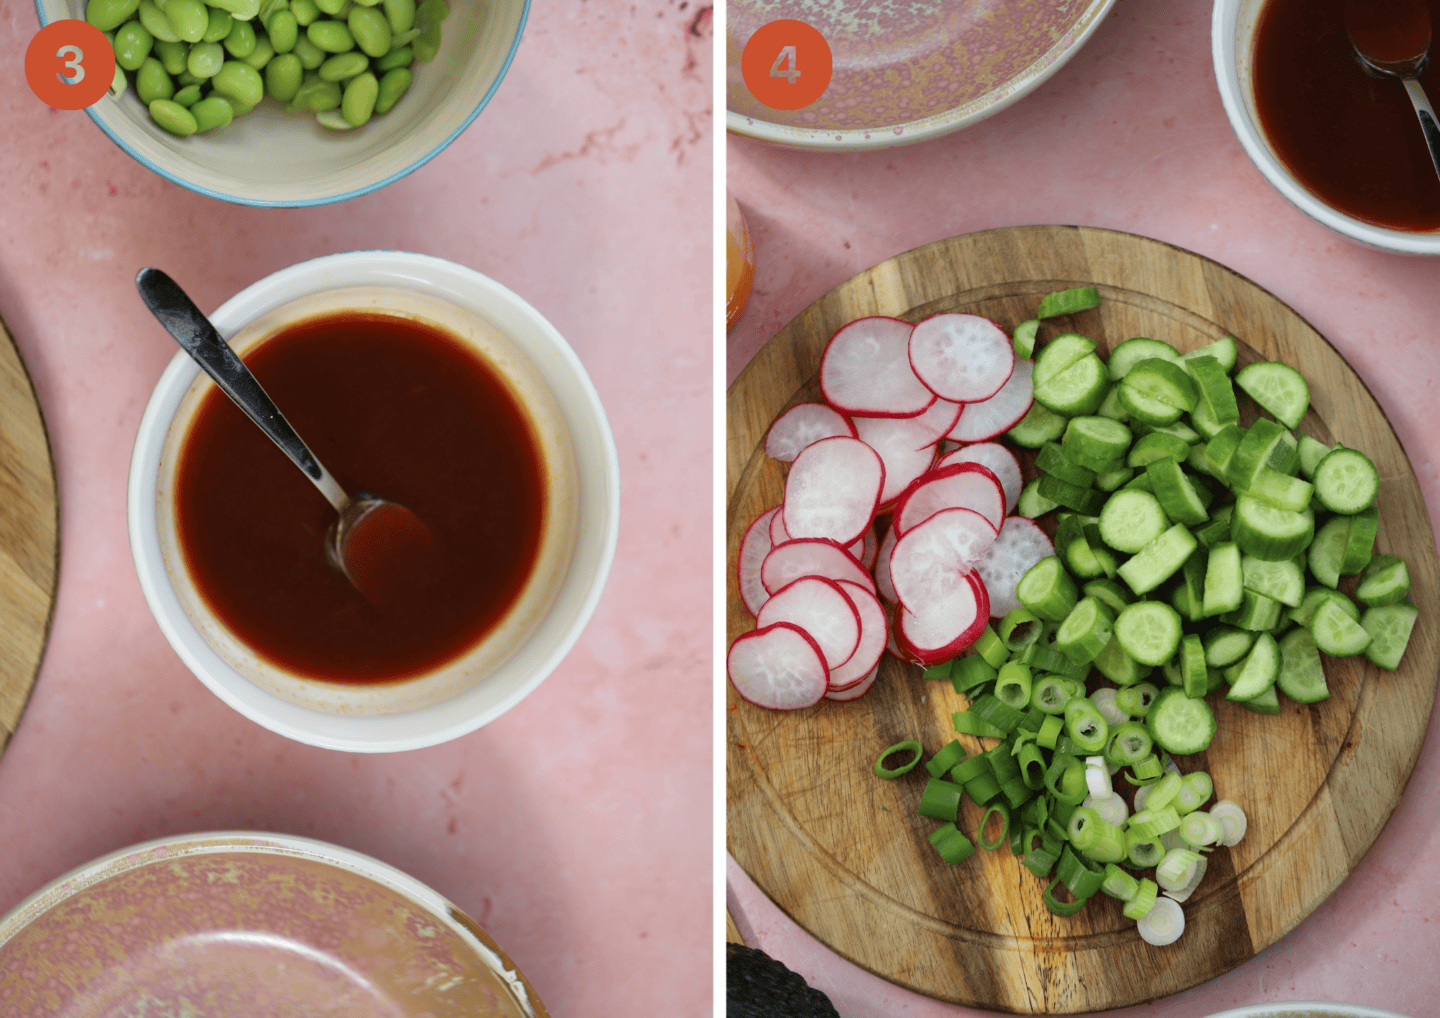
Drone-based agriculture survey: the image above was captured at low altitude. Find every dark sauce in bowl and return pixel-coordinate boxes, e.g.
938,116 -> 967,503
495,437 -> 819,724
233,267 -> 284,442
175,311 -> 546,684
1253,0 -> 1440,231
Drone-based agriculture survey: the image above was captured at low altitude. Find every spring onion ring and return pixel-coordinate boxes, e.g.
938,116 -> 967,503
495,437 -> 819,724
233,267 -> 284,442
873,740 -> 923,779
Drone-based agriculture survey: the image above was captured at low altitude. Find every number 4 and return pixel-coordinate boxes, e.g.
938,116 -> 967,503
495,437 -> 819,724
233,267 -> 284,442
770,45 -> 800,85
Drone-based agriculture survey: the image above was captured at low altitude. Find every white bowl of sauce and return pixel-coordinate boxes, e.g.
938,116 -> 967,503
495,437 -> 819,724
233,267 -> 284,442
1213,0 -> 1440,252
1203,1003 -> 1414,1018
129,252 -> 619,752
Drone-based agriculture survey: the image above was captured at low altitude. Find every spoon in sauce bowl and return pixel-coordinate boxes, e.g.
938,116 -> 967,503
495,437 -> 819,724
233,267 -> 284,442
1346,0 -> 1440,182
136,268 -> 445,610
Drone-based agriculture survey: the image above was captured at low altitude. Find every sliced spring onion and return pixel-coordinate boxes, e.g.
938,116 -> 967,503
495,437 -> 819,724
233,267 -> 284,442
1178,810 -> 1222,848
1128,804 -> 1181,840
950,754 -> 989,784
1132,782 -> 1151,813
952,709 -> 1006,739
1136,896 -> 1185,945
1044,753 -> 1087,805
1145,772 -> 1184,812
1064,697 -> 1109,753
999,607 -> 1045,650
1114,682 -> 1160,716
874,740 -> 923,779
1057,845 -> 1107,899
973,625 -> 1009,669
1106,720 -> 1154,766
1123,877 -> 1159,920
1211,799 -> 1248,846
1124,754 -> 1166,786
1037,714 -> 1065,749
1156,848 -> 1203,892
1017,741 -> 1048,790
1173,770 -> 1214,814
1031,675 -> 1073,714
1043,876 -> 1087,916
1084,791 -> 1129,826
978,803 -> 1011,851
918,778 -> 965,821
951,655 -> 999,693
964,772 -> 1003,806
1101,862 -> 1140,901
1160,827 -> 1190,853
995,661 -> 1034,710
925,740 -> 969,779
1088,686 -> 1128,727
1084,756 -> 1113,798
1127,830 -> 1165,868
1021,830 -> 1062,879
1163,855 -> 1208,903
928,822 -> 977,865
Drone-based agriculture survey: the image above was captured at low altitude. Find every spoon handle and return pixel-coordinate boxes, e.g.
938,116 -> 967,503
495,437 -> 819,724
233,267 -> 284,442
1402,78 -> 1440,182
136,268 -> 350,513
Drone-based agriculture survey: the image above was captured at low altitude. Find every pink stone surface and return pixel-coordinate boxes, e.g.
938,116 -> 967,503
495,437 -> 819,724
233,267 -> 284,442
727,0 -> 1440,1014
0,2 -> 712,1016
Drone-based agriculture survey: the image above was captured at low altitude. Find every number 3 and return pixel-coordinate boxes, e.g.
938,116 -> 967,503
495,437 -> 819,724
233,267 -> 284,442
56,44 -> 84,85
770,44 -> 800,85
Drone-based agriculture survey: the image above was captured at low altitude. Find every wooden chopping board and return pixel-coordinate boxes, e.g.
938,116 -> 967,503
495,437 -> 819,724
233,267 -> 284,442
0,317 -> 59,757
726,226 -> 1440,1013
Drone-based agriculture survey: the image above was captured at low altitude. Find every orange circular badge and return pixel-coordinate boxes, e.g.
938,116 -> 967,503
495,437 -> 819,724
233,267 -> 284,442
741,20 -> 832,112
26,20 -> 116,111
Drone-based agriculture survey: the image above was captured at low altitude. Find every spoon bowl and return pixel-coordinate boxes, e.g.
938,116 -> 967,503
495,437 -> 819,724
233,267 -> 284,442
1344,0 -> 1440,181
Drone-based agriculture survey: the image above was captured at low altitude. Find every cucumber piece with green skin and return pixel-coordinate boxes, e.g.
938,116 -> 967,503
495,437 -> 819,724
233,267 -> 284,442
1339,505 -> 1378,575
1114,602 -> 1183,666
1181,335 -> 1238,373
1277,627 -> 1328,703
1313,446 -> 1379,514
1236,361 -> 1310,429
1232,496 -> 1314,561
1035,353 -> 1110,417
1146,686 -> 1217,755
1037,442 -> 1097,486
1083,578 -> 1134,617
1226,631 -> 1279,701
1096,384 -> 1130,422
1055,596 -> 1114,664
1308,515 -> 1350,588
1017,556 -> 1080,623
1008,401 -> 1068,448
1361,602 -> 1419,670
1203,424 -> 1245,480
1122,358 -> 1199,413
1037,287 -> 1101,319
1117,524 -> 1198,595
1239,684 -> 1283,714
1108,338 -> 1183,381
1356,554 -> 1411,607
1226,418 -> 1291,491
1185,354 -> 1240,426
1223,589 -> 1284,632
1241,465 -> 1313,513
1180,633 -> 1208,698
1146,459 -> 1210,525
1297,434 -> 1331,479
1033,333 -> 1098,389
1128,432 -> 1191,468
1095,466 -> 1136,492
1290,586 -> 1359,628
1311,598 -> 1374,656
1073,450 -> 1126,474
1193,503 -> 1234,548
1013,318 -> 1040,360
1241,554 -> 1305,608
1121,471 -> 1155,493
1064,415 -> 1133,463
1203,542 -> 1244,617
1135,419 -> 1204,445
1174,547 -> 1207,623
1189,396 -> 1227,441
1017,477 -> 1060,518
1269,431 -> 1300,476
1098,489 -> 1169,554
1203,624 -> 1256,667
1092,633 -> 1153,686
1038,474 -> 1108,515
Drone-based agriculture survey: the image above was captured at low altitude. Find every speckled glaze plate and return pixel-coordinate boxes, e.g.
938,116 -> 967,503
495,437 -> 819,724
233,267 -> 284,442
0,833 -> 547,1018
727,0 -> 1117,149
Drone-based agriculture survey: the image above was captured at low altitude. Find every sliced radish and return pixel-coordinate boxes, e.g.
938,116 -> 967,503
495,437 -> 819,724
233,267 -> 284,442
738,506 -> 779,617
762,539 -> 875,596
820,316 -> 935,418
937,442 -> 1023,515
854,398 -> 962,453
894,461 -> 1006,535
859,526 -> 878,570
829,580 -> 888,690
889,507 -> 998,610
947,359 -> 1035,443
727,623 -> 829,710
770,505 -> 792,547
976,516 -> 1055,618
909,313 -> 1014,403
765,402 -> 856,462
851,416 -> 938,508
756,576 -> 862,672
826,663 -> 880,701
896,571 -> 991,665
783,436 -> 884,546
873,523 -> 899,604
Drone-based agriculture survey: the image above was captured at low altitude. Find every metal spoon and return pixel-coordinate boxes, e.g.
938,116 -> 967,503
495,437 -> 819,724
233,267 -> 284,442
1346,0 -> 1440,183
136,268 -> 442,607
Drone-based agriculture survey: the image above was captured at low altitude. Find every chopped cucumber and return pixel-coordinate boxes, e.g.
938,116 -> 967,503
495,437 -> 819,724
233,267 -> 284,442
1236,361 -> 1310,428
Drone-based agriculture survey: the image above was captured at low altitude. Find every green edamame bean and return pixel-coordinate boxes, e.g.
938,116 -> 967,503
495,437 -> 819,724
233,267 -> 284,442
373,65 -> 409,114
202,7 -> 232,42
265,52 -> 303,100
350,0 -> 381,6
205,0 -> 260,19
137,0 -> 179,42
190,95 -> 235,132
135,56 -> 174,102
314,0 -> 345,14
176,69 -> 204,86
110,62 -> 127,97
290,78 -> 340,111
154,38 -> 188,74
257,0 -> 288,19
164,0 -> 208,42
374,45 -> 410,71
172,83 -> 202,106
187,40 -> 225,77
318,51 -> 367,81
86,0 -> 141,32
210,59 -> 264,105
290,0 -> 319,24
149,98 -> 198,135
243,37 -> 275,69
411,22 -> 438,62
388,26 -> 418,49
224,18 -> 256,57
292,34 -> 325,68
382,0 -> 413,34
267,10 -> 298,52
417,0 -> 446,22
347,6 -> 390,57
307,19 -> 354,52
113,20 -> 153,71
341,70 -> 377,125
315,108 -> 355,129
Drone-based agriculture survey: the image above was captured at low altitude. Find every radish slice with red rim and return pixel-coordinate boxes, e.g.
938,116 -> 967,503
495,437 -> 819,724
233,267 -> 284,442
783,436 -> 884,546
894,461 -> 1006,535
756,575 -> 862,671
976,516 -> 1055,618
738,507 -> 779,616
762,539 -> 875,596
826,662 -> 880,701
859,526 -> 878,570
765,402 -> 856,462
897,570 -> 991,664
937,442 -> 1023,515
909,313 -> 1014,403
829,579 -> 888,690
889,507 -> 998,610
852,416 -> 938,508
874,524 -> 899,604
820,316 -> 935,418
770,505 -> 792,547
727,622 -> 829,710
946,359 -> 1034,443
854,399 -> 962,453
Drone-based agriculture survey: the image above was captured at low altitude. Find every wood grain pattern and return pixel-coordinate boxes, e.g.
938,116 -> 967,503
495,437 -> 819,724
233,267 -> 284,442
0,317 -> 59,756
726,226 -> 1440,1014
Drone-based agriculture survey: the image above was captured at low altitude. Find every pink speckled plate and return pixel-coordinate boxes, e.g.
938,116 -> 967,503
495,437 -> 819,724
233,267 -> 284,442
0,833 -> 547,1018
726,0 -> 1117,149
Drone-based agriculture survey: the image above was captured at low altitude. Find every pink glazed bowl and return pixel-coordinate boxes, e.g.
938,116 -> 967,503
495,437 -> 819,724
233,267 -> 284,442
0,832 -> 547,1017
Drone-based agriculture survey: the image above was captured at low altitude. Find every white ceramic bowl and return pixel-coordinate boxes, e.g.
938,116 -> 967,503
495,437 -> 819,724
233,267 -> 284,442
128,251 -> 619,752
1203,1003 -> 1413,1018
1212,0 -> 1440,254
35,0 -> 527,206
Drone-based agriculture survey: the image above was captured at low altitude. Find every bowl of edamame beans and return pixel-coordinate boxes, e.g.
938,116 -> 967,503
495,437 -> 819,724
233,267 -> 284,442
40,0 -> 529,205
